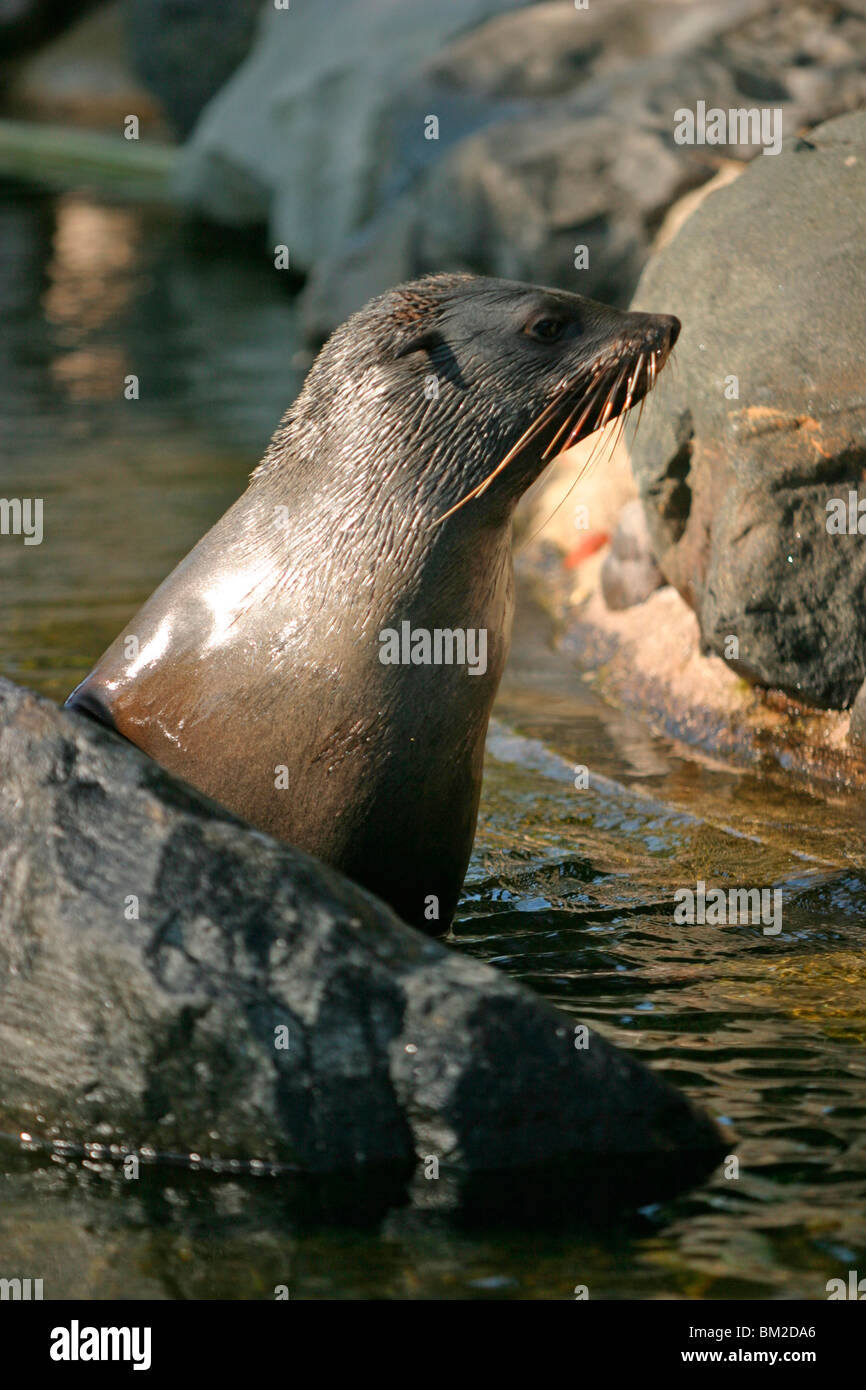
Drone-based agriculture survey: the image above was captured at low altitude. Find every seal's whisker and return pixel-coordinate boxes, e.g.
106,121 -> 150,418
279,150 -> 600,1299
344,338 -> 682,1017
519,464 -> 590,549
623,353 -> 644,414
472,394 -> 564,489
547,369 -> 603,455
605,404 -> 629,469
542,368 -> 606,460
514,375 -> 597,517
596,363 -> 629,433
595,401 -> 628,474
433,381 -> 582,525
635,381 -> 648,435
584,409 -> 618,472
435,324 -> 671,529
584,417 -> 613,471
485,387 -> 570,462
437,355 -> 619,527
561,375 -> 611,452
520,347 -> 658,549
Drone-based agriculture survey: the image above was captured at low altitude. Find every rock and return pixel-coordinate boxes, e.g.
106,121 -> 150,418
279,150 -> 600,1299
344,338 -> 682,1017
850,678 -> 866,748
300,106 -> 709,340
173,0 -> 534,248
0,0 -> 99,62
629,110 -> 866,710
652,161 -> 744,251
557,585 -> 866,787
300,0 -> 866,336
124,0 -> 262,138
0,678 -> 722,1198
601,499 -> 663,611
2,2 -> 162,130
170,0 -> 866,337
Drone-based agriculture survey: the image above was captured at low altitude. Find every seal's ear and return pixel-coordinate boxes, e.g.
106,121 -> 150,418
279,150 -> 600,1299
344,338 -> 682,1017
393,326 -> 445,360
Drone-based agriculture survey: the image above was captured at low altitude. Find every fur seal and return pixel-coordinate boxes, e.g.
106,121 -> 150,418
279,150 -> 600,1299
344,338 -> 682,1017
66,274 -> 678,933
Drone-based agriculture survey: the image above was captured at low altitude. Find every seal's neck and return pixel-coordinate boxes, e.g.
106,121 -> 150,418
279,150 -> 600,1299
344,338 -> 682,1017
251,421 -> 515,606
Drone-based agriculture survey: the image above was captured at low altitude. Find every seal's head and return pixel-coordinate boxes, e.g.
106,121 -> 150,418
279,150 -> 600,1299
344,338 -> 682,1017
259,273 -> 679,530
67,275 -> 679,934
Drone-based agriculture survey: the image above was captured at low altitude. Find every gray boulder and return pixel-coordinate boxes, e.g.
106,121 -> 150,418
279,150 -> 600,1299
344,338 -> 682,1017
0,678 -> 721,1197
300,0 -> 866,336
300,104 -> 706,340
170,0 -> 866,339
629,110 -> 866,709
173,0 -> 535,257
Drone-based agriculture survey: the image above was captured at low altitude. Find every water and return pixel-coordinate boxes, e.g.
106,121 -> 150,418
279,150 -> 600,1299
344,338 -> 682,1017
1,184 -> 865,1299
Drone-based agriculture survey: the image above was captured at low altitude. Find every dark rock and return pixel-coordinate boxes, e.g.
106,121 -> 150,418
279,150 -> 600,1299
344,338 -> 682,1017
629,110 -> 866,709
601,499 -> 663,611
124,0 -> 262,138
0,678 -> 722,1193
0,0 -> 99,63
2,3 -> 165,133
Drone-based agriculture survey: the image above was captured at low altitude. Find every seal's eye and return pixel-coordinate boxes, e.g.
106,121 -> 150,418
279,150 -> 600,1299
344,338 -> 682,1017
524,316 -> 566,344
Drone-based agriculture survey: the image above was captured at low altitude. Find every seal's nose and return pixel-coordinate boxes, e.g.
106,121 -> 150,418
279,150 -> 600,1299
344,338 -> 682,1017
625,310 -> 681,355
661,314 -> 681,348
646,314 -> 680,352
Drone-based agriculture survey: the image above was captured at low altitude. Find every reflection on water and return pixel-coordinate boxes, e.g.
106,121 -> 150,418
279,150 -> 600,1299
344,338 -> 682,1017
0,182 -> 305,699
1,185 -> 865,1299
45,199 -> 140,400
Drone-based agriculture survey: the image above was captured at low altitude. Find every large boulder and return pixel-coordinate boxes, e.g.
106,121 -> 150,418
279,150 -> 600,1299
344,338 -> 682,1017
0,678 -> 722,1200
629,110 -> 866,709
173,0 -> 536,258
299,0 -> 866,336
173,0 -> 866,339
